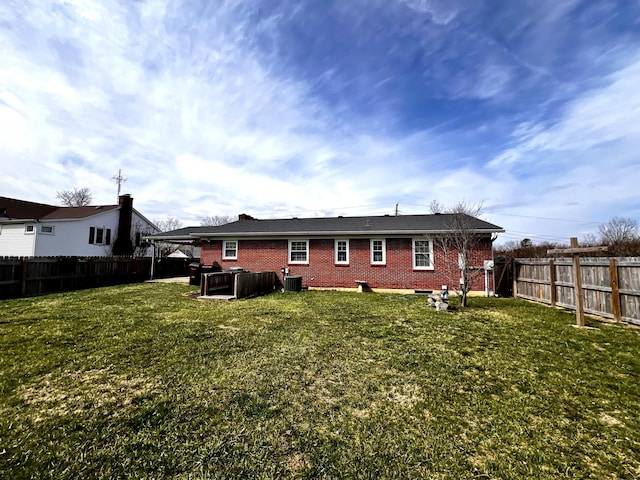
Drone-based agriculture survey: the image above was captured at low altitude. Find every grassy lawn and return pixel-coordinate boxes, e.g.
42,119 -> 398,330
1,284 -> 639,479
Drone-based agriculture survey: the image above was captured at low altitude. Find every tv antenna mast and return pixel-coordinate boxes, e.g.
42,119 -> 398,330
112,169 -> 127,202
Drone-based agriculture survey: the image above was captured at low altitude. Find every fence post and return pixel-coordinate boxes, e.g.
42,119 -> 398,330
512,258 -> 518,298
20,257 -> 28,296
609,258 -> 622,323
570,238 -> 585,327
549,259 -> 557,306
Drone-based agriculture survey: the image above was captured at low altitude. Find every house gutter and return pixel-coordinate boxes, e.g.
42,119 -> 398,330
0,218 -> 39,224
143,234 -> 194,241
194,228 -> 505,239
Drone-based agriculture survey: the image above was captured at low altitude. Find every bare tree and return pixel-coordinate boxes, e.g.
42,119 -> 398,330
56,187 -> 93,207
598,216 -> 638,244
152,218 -> 184,258
154,218 -> 183,233
428,199 -> 445,214
580,233 -> 600,247
432,201 -> 487,308
201,215 -> 235,226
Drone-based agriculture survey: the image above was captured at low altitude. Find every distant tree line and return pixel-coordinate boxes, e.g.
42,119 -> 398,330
495,216 -> 640,258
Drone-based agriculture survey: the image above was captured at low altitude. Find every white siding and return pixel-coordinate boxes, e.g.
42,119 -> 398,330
0,224 -> 37,256
1,208 -> 158,257
34,211 -> 121,256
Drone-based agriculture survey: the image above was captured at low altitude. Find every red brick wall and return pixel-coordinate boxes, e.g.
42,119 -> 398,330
200,237 -> 494,291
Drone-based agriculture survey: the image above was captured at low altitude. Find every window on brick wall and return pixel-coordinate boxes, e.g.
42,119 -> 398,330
335,239 -> 349,264
370,239 -> 386,265
412,238 -> 434,270
222,240 -> 238,260
289,239 -> 309,264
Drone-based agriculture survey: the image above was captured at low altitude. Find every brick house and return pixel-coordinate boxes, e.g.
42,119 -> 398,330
150,213 -> 504,293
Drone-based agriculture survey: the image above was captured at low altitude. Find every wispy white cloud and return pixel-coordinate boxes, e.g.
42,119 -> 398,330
489,55 -> 640,168
0,0 -> 638,244
399,0 -> 463,25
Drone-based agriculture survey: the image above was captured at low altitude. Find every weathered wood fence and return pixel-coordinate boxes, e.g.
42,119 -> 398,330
0,256 -> 151,299
201,271 -> 277,299
514,257 -> 640,325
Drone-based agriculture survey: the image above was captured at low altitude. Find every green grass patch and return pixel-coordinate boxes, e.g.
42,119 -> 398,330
1,284 -> 639,478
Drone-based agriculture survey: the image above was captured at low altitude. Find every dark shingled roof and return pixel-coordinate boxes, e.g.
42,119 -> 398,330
0,197 -> 58,220
41,205 -> 119,219
0,197 -> 119,221
149,213 -> 504,240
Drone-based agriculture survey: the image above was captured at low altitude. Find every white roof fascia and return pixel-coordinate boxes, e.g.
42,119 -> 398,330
0,218 -> 36,224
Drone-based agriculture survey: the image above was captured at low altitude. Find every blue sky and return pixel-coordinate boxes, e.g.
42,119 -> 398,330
1,0 -> 639,244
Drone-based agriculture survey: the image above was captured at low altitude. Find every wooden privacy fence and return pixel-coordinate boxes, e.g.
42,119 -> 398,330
514,257 -> 640,325
0,256 -> 151,299
201,271 -> 277,299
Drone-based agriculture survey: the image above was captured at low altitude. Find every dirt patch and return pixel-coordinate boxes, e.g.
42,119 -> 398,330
598,412 -> 625,427
385,384 -> 422,408
18,369 -> 160,421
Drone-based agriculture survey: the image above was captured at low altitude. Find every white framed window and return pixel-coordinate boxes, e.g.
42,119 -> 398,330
25,224 -> 35,234
412,238 -> 434,270
222,240 -> 238,260
289,239 -> 309,264
370,239 -> 386,265
40,225 -> 54,235
89,227 -> 111,245
335,239 -> 349,264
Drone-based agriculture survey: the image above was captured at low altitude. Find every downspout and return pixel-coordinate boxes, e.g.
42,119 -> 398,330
485,266 -> 489,297
491,233 -> 498,297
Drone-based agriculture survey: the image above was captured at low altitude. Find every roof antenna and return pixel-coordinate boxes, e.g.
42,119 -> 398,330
112,168 -> 127,202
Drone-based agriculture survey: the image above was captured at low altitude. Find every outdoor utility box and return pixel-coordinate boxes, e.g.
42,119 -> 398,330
284,275 -> 302,292
200,265 -> 215,275
189,262 -> 202,286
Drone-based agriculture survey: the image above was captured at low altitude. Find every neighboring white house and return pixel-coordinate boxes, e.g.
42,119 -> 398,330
0,195 -> 159,257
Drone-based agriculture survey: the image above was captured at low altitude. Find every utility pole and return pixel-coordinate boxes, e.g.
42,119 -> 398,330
112,169 -> 127,202
395,203 -> 399,216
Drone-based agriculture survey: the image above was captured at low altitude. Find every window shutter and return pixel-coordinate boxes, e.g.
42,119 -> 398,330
89,227 -> 95,244
105,229 -> 111,245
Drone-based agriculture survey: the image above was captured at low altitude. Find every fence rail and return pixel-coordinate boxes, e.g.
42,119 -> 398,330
514,257 -> 640,325
0,256 -> 151,299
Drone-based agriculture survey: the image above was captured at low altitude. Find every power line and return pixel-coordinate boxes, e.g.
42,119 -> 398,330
399,202 -> 605,226
488,211 -> 602,226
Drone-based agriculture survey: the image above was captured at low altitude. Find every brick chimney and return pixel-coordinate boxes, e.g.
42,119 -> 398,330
238,213 -> 255,221
112,194 -> 134,255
